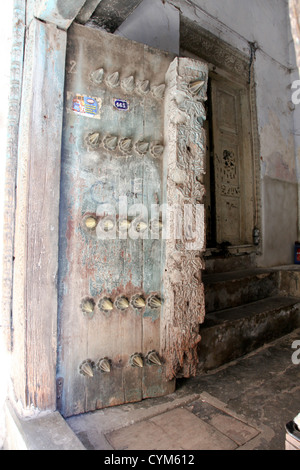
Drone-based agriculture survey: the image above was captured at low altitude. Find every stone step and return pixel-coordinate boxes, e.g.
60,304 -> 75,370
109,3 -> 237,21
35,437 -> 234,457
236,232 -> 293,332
198,295 -> 300,373
203,268 -> 280,313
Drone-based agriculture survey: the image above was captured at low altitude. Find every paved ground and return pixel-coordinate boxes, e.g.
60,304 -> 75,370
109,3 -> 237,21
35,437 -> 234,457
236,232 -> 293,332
67,328 -> 300,451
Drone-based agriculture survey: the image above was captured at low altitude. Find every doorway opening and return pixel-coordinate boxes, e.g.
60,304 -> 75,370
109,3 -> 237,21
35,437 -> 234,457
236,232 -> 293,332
180,18 -> 261,266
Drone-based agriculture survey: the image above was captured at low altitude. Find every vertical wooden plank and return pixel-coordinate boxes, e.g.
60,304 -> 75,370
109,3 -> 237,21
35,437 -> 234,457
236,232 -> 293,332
141,51 -> 175,397
12,18 -> 67,410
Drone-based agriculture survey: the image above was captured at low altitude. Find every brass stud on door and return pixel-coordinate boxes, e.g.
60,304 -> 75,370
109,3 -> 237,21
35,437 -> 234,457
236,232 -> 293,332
135,221 -> 148,233
147,295 -> 162,309
84,216 -> 98,230
79,360 -> 95,378
131,294 -> 146,309
121,76 -> 135,93
97,358 -> 112,373
115,296 -> 130,311
80,297 -> 96,319
150,143 -> 164,158
118,219 -> 131,233
135,140 -> 150,155
146,351 -> 162,366
119,138 -> 133,154
106,71 -> 120,88
99,297 -> 114,313
103,219 -> 115,232
137,79 -> 150,95
90,68 -> 104,85
188,79 -> 205,95
86,132 -> 101,149
152,84 -> 166,99
149,219 -> 163,233
104,135 -> 118,151
130,353 -> 144,368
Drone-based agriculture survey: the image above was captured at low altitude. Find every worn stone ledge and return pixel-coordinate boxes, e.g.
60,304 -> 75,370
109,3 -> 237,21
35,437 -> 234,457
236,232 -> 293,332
3,400 -> 85,450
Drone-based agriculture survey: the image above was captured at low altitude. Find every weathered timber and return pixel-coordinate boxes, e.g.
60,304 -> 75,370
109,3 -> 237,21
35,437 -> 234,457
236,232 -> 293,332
12,18 -> 67,411
162,57 -> 208,379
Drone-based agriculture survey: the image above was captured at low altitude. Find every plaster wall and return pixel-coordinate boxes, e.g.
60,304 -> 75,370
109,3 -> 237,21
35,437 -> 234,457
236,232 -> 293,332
0,1 -> 16,449
117,0 -> 300,267
115,0 -> 180,55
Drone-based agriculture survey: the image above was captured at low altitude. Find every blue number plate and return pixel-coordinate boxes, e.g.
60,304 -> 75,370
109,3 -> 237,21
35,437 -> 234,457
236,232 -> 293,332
114,99 -> 129,111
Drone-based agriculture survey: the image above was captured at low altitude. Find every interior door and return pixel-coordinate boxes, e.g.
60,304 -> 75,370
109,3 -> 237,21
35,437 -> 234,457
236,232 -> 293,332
211,75 -> 254,246
57,24 -> 176,418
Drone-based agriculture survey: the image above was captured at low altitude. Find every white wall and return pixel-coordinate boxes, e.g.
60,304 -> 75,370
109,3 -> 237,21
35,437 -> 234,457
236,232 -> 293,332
116,0 -> 180,54
0,1 -> 14,449
117,0 -> 299,267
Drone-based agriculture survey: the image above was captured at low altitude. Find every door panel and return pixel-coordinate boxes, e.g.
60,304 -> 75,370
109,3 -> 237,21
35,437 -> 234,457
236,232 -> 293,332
211,76 -> 254,246
57,24 -> 175,417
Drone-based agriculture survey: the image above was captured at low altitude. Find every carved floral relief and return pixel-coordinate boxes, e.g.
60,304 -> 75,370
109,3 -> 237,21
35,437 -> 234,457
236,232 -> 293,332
162,58 -> 208,379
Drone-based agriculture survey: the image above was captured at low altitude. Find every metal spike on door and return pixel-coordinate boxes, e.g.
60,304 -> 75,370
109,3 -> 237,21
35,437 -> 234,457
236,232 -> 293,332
115,296 -> 130,311
103,135 -> 118,151
188,79 -> 206,95
86,132 -> 101,149
118,219 -> 131,233
119,138 -> 133,154
106,71 -> 120,88
135,221 -> 148,233
103,219 -> 115,232
121,75 -> 135,93
147,295 -> 162,309
84,216 -> 98,230
152,84 -> 166,100
131,295 -> 146,309
90,68 -> 105,85
99,297 -> 114,312
97,358 -> 112,373
137,79 -> 150,95
80,297 -> 96,319
146,351 -> 162,366
79,360 -> 95,378
130,353 -> 144,368
135,140 -> 150,155
150,143 -> 164,158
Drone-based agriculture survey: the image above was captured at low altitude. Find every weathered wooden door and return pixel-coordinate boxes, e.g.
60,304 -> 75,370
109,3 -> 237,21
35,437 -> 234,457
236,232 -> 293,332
57,24 -> 208,418
211,75 -> 254,246
57,24 -> 174,418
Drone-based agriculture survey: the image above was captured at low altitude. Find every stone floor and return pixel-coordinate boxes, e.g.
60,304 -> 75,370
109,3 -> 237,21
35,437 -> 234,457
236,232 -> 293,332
67,328 -> 300,451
